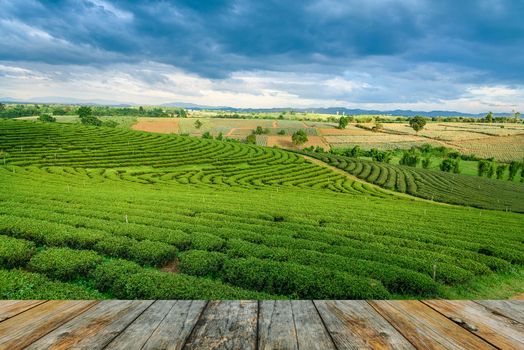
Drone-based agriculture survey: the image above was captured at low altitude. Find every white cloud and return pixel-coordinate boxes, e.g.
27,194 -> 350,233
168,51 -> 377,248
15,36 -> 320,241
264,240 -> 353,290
0,60 -> 522,113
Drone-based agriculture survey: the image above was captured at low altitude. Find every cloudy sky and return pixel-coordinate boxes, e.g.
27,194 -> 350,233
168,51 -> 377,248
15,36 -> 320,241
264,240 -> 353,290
1,0 -> 523,112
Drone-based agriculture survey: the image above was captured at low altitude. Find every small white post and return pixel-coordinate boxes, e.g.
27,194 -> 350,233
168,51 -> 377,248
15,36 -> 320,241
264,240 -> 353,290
125,214 -> 128,224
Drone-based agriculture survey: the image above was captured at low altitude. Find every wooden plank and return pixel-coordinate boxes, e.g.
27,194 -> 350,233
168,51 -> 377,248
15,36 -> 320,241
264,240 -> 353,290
476,300 -> 524,324
183,300 -> 257,350
0,300 -> 96,350
25,300 -> 153,350
424,300 -> 524,349
137,300 -> 205,350
315,300 -> 414,349
291,300 -> 336,350
258,300 -> 298,350
0,300 -> 47,322
370,300 -> 496,350
104,300 -> 176,350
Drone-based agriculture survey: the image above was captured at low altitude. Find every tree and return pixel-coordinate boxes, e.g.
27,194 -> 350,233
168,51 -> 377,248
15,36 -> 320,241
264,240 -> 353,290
277,129 -> 286,135
177,109 -> 188,118
253,126 -> 269,135
485,111 -> 493,123
202,131 -> 212,139
77,106 -> 92,119
38,114 -> 56,123
291,130 -> 308,146
487,161 -> 496,178
370,149 -> 392,163
77,106 -> 102,126
338,116 -> 349,129
514,111 -> 521,123
399,150 -> 420,167
80,115 -> 102,126
409,116 -> 426,133
440,158 -> 459,173
508,161 -> 520,181
194,119 -> 203,129
246,134 -> 256,144
0,103 -> 5,111
371,122 -> 383,132
421,157 -> 431,169
216,132 -> 223,141
496,164 -> 507,179
477,160 -> 491,177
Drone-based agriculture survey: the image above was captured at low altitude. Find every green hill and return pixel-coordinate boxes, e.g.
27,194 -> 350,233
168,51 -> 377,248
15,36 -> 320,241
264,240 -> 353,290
0,120 -> 523,299
300,150 -> 524,212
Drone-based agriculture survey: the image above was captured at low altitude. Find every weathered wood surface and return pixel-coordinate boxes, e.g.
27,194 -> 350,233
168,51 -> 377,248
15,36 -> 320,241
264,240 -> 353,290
0,300 -> 522,350
423,300 -> 524,350
316,300 -> 415,349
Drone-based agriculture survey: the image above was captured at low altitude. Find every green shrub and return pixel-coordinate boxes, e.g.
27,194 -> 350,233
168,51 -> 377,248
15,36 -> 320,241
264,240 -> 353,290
190,233 -> 225,251
0,269 -> 103,299
178,250 -> 226,277
91,259 -> 143,293
112,270 -> 272,299
221,257 -> 390,299
0,235 -> 36,268
95,236 -> 176,266
28,247 -> 103,281
128,240 -> 177,266
94,236 -> 133,258
37,114 -> 56,123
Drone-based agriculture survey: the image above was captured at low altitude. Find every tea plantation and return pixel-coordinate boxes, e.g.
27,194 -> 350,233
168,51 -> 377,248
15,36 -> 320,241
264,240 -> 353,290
0,120 -> 523,299
301,150 -> 524,212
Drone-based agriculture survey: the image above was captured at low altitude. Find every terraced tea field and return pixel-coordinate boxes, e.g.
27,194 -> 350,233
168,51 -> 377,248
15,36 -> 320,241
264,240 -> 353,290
302,151 -> 524,212
1,120 -> 523,300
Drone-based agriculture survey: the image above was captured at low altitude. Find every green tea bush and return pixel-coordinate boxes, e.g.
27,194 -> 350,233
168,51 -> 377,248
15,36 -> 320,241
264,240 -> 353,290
221,257 -> 390,299
91,259 -> 143,293
0,235 -> 36,268
112,270 -> 272,299
178,250 -> 226,277
94,236 -> 134,258
128,239 -> 177,266
0,269 -> 103,299
28,247 -> 103,281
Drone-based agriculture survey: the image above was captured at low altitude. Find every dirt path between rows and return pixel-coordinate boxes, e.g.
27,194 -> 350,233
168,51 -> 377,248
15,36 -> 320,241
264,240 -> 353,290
301,154 -> 452,206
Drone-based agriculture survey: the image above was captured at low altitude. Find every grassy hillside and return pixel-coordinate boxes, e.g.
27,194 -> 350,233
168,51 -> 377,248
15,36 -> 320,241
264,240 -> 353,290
301,150 -> 524,212
0,120 -> 523,299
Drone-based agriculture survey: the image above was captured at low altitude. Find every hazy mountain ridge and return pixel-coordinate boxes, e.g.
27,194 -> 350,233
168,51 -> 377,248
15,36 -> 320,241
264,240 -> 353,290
0,97 -> 513,117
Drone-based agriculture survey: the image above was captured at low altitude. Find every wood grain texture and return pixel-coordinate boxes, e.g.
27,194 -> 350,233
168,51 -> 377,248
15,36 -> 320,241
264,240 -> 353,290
258,300 -> 298,350
292,300 -> 336,350
315,300 -> 415,350
0,300 -> 96,350
25,300 -> 153,350
370,300 -> 496,350
476,300 -> 524,324
141,300 -> 206,350
0,300 -> 46,322
423,300 -> 524,350
105,300 -> 176,350
183,300 -> 257,350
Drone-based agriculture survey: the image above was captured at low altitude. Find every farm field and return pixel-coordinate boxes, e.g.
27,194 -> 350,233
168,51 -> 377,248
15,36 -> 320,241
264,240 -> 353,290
0,120 -> 523,300
126,117 -> 524,161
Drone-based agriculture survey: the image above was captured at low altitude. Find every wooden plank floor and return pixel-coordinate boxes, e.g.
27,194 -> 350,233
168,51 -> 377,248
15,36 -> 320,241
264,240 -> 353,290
0,300 -> 522,350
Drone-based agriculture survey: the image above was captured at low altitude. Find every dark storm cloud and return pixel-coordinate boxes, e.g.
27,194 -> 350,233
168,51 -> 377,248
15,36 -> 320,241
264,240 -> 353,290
1,0 -> 522,82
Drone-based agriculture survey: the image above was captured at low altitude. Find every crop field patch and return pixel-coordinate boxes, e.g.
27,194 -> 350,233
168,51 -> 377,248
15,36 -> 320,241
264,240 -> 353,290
452,134 -> 524,162
132,118 -> 180,134
262,135 -> 331,150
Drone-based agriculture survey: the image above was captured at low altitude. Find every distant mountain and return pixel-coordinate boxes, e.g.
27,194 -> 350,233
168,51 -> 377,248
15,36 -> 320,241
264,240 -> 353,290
162,104 -> 510,117
0,97 -> 514,117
